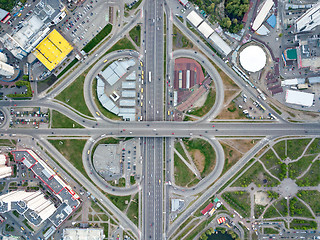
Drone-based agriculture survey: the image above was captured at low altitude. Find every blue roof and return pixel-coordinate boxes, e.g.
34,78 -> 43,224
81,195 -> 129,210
266,14 -> 276,28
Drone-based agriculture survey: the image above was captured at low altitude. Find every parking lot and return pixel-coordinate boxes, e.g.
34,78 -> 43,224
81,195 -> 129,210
57,1 -> 111,49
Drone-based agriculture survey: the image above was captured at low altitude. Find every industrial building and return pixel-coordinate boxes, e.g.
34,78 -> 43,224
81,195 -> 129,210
285,89 -> 314,107
186,11 -> 203,28
63,228 -> 105,240
99,60 -> 135,86
252,0 -> 274,31
295,2 -> 320,33
171,199 -> 184,212
1,0 -> 66,60
11,150 -> 80,227
186,11 -> 232,56
32,29 -> 73,71
0,8 -> 10,23
0,61 -> 14,77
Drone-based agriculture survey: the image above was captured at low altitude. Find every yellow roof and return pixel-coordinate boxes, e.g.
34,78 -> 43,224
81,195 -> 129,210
32,29 -> 73,71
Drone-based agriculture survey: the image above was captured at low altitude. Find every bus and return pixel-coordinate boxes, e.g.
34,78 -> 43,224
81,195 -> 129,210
141,88 -> 143,93
103,59 -> 108,63
149,71 -> 152,82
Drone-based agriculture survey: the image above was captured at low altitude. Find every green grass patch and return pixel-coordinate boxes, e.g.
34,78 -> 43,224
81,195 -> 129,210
306,138 -> 320,154
100,222 -> 108,238
273,140 -> 286,160
288,155 -> 316,179
105,37 -> 136,55
269,104 -> 282,115
92,78 -> 122,120
57,58 -> 78,79
261,149 -> 286,180
274,198 -> 288,217
130,176 -> 136,185
290,197 -> 314,218
127,193 -> 139,226
48,139 -> 89,179
232,161 -> 280,187
183,138 -> 216,178
12,210 -> 19,218
222,191 -> 250,218
106,194 -> 131,211
23,219 -> 34,232
5,224 -> 14,232
129,25 -> 141,47
0,139 -> 16,147
55,73 -> 93,117
108,177 -> 125,187
254,204 -> 266,219
175,141 -> 188,161
51,110 -> 84,128
290,219 -> 317,230
264,205 -> 282,218
264,228 -> 279,234
125,0 -> 142,10
287,138 -> 311,160
296,160 -> 320,186
173,25 -> 193,49
189,88 -> 216,117
174,153 -> 196,187
298,190 -> 320,216
83,24 -> 112,53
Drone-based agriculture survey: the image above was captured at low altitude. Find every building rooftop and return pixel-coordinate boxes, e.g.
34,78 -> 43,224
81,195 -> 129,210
63,228 -> 105,240
252,0 -> 274,31
295,2 -> 320,32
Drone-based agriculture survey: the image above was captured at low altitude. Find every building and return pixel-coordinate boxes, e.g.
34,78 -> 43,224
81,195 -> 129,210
0,154 -> 11,179
12,150 -> 80,227
201,202 -> 214,215
296,37 -> 320,72
0,62 -> 14,77
171,199 -> 184,212
32,29 -> 73,71
295,2 -> 320,33
1,0 -> 66,59
63,228 -> 105,240
285,89 -> 314,107
0,8 -> 9,23
197,21 -> 214,38
252,0 -> 274,31
239,45 -> 267,72
208,32 -> 232,56
186,11 -> 203,27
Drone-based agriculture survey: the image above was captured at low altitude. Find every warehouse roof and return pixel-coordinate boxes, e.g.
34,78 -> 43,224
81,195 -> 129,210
197,21 -> 214,38
295,2 -> 320,32
285,90 -> 314,107
186,11 -> 203,27
208,32 -> 232,56
252,0 -> 274,31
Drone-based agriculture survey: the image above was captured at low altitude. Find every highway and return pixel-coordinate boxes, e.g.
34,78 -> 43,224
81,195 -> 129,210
141,0 -> 164,239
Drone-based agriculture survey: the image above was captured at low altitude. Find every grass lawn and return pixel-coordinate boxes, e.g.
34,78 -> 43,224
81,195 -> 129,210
127,194 -> 139,226
57,59 -> 78,79
51,110 -> 84,128
129,25 -> 141,47
125,0 -> 142,10
287,138 -> 311,160
306,138 -> 320,154
298,190 -> 320,216
55,74 -> 93,117
0,139 -> 16,147
296,160 -> 320,186
289,197 -> 314,218
0,0 -> 15,11
172,25 -> 193,49
264,228 -> 279,234
222,191 -> 251,218
263,205 -> 282,218
290,219 -> 317,230
189,88 -> 216,117
273,140 -> 286,160
261,149 -> 286,180
108,177 -> 126,187
254,204 -> 266,219
83,24 -> 112,53
174,153 -> 196,187
106,194 -> 131,211
105,37 -> 136,55
92,78 -> 121,120
48,139 -> 89,179
100,222 -> 108,238
288,155 -> 316,179
220,141 -> 243,176
174,141 -> 188,161
183,138 -> 216,177
232,161 -> 280,187
274,198 -> 288,217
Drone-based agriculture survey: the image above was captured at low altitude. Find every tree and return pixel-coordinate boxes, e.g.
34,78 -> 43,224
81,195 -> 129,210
22,75 -> 29,80
220,17 -> 231,28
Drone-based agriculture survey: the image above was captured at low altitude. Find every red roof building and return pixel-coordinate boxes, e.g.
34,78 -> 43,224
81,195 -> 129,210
201,202 -> 214,215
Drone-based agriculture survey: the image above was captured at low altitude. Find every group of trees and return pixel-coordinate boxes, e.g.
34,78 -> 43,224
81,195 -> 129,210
220,0 -> 249,33
200,227 -> 240,240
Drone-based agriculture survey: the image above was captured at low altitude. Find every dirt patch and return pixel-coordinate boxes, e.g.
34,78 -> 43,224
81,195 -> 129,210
216,101 -> 247,119
224,89 -> 241,105
191,149 -> 205,173
254,191 -> 270,206
256,145 -> 269,158
191,90 -> 209,109
220,141 -> 243,174
222,139 -> 260,154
